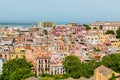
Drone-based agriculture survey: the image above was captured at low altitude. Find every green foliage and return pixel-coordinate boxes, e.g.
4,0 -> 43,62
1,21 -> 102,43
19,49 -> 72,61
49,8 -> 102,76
80,60 -> 101,78
1,58 -> 34,80
83,24 -> 91,30
109,73 -> 116,80
100,25 -> 103,29
93,27 -> 97,29
62,55 -> 82,78
5,26 -> 9,29
40,74 -> 66,80
40,73 -> 50,77
116,26 -> 120,38
0,75 -> 2,79
10,68 -> 34,80
44,29 -> 48,35
80,60 -> 98,78
62,55 -> 101,78
53,74 -> 66,79
1,53 -> 120,80
100,53 -> 120,73
117,26 -> 120,30
105,30 -> 115,35
41,77 -> 55,80
116,33 -> 120,38
62,53 -> 120,79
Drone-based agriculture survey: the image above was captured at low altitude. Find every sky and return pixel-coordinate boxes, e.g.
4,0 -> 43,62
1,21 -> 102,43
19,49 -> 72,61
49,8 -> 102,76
0,0 -> 120,24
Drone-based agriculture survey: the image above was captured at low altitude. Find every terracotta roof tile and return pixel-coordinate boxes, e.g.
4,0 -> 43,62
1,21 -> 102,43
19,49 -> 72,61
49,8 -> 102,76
96,65 -> 113,76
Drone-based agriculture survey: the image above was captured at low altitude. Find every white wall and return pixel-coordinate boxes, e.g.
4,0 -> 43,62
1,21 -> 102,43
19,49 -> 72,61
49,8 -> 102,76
0,58 -> 4,74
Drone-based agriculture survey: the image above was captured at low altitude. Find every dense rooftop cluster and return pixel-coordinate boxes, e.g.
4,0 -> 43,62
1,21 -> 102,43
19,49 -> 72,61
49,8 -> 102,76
0,21 -> 120,80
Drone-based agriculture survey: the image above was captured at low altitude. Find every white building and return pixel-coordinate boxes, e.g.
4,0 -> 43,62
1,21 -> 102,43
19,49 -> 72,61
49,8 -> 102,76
83,34 -> 99,45
0,58 -> 5,74
103,25 -> 118,31
90,21 -> 120,31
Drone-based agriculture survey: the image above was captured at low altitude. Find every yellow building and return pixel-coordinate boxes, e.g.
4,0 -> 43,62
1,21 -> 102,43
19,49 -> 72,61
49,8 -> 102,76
68,22 -> 79,28
9,47 -> 26,60
15,47 -> 25,53
37,46 -> 46,50
38,21 -> 55,28
66,44 -> 75,52
98,34 -> 109,44
94,65 -> 119,80
90,21 -> 104,30
111,39 -> 120,47
98,34 -> 116,45
9,53 -> 25,60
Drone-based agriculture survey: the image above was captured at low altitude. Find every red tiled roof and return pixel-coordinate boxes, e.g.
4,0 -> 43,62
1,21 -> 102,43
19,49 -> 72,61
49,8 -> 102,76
25,46 -> 31,50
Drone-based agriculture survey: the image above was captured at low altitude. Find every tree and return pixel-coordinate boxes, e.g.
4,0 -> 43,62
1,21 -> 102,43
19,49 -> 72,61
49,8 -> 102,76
41,77 -> 55,80
44,29 -> 48,35
5,26 -> 9,29
116,26 -> 120,38
80,60 -> 101,78
93,27 -> 97,30
83,24 -> 91,30
116,31 -> 120,38
62,55 -> 82,78
40,74 -> 66,80
100,25 -> 103,30
0,75 -> 2,80
117,26 -> 120,31
62,53 -> 120,79
53,74 -> 66,79
1,58 -> 34,80
105,30 -> 115,35
10,68 -> 34,80
62,55 -> 101,79
100,53 -> 120,73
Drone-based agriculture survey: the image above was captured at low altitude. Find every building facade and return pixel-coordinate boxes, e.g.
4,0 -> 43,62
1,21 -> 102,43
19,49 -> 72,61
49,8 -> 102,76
36,56 -> 51,76
94,65 -> 119,80
38,22 -> 55,28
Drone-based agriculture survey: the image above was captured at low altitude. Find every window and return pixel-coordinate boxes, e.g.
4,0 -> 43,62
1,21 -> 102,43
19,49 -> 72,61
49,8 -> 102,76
20,50 -> 25,52
0,55 -> 2,57
39,65 -> 40,69
95,38 -> 97,40
86,53 -> 88,55
48,64 -> 50,68
48,60 -> 50,63
16,55 -> 18,59
41,60 -> 43,63
45,59 -> 47,63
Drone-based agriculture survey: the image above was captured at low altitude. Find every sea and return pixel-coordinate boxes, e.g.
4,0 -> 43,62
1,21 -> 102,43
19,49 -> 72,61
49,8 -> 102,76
0,23 -> 38,27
